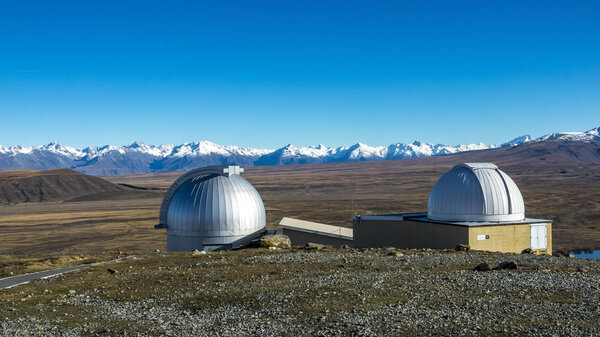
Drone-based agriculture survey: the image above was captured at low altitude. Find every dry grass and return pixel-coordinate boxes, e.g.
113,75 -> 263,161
0,254 -> 103,279
0,152 -> 599,256
1,249 -> 598,335
108,158 -> 600,252
0,198 -> 164,256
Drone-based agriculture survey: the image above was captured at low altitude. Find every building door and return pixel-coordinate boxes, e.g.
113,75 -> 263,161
530,224 -> 547,250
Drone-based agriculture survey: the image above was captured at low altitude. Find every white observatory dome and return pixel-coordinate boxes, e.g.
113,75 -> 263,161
156,165 -> 266,252
427,163 -> 525,222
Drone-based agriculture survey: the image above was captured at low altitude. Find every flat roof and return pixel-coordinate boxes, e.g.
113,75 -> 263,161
353,212 -> 552,227
279,217 -> 353,240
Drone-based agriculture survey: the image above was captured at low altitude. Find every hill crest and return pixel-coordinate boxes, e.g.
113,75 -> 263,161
0,169 -> 128,205
0,126 -> 598,175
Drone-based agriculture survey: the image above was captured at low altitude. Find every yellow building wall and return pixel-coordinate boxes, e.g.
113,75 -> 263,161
547,222 -> 553,254
354,217 -> 552,254
468,223 -> 552,254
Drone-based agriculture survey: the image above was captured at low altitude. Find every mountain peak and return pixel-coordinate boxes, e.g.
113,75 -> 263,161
46,141 -> 60,147
1,125 -> 598,175
502,135 -> 532,147
349,142 -> 371,150
586,126 -> 600,136
128,141 -> 146,148
536,127 -> 600,142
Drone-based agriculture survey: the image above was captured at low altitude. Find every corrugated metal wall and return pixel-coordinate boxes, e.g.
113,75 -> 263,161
427,163 -> 525,222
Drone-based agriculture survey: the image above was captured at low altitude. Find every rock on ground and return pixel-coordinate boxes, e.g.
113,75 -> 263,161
2,249 -> 600,336
259,235 -> 292,249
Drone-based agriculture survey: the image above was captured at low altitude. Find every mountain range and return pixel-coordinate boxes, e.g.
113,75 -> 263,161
0,127 -> 598,176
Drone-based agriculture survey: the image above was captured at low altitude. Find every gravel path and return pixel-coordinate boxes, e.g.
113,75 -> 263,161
0,256 -> 141,290
1,249 -> 599,336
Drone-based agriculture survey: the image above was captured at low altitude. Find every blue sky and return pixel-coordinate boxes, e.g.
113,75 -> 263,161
0,1 -> 598,148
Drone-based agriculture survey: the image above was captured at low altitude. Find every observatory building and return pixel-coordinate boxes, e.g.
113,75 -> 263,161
353,163 -> 552,254
155,165 -> 266,252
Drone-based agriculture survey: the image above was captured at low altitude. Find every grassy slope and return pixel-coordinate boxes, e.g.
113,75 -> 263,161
0,140 -> 598,256
107,147 -> 600,251
1,248 -> 599,336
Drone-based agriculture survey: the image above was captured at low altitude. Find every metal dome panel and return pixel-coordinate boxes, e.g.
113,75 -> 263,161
166,174 -> 265,236
157,165 -> 266,251
427,163 -> 525,222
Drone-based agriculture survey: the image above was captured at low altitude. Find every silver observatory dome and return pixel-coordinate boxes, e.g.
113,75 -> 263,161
427,163 -> 525,222
156,165 -> 266,252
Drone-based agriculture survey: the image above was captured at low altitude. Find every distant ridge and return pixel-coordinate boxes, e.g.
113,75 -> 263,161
0,126 -> 598,176
0,169 -> 124,204
0,169 -> 162,205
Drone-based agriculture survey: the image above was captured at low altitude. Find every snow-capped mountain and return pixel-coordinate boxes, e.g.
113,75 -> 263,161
502,135 -> 533,147
0,126 -> 596,175
535,127 -> 600,142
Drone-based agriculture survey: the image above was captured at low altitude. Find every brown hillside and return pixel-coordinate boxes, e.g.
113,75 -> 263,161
0,169 -> 130,205
107,140 -> 600,251
0,140 -> 598,255
415,139 -> 600,165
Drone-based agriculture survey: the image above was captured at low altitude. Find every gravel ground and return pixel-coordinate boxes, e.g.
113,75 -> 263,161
1,248 -> 600,336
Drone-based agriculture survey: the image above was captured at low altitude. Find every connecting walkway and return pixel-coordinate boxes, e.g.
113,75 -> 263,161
0,255 -> 140,290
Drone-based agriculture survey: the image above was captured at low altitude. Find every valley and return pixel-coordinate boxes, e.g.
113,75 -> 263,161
0,139 -> 598,256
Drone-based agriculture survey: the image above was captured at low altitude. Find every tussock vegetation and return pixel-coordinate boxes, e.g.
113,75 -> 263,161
1,248 -> 599,336
0,254 -> 97,278
0,198 -> 163,255
109,152 -> 600,252
1,141 -> 599,256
